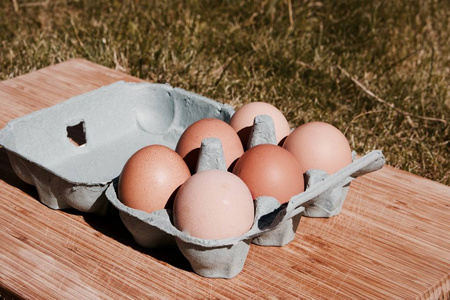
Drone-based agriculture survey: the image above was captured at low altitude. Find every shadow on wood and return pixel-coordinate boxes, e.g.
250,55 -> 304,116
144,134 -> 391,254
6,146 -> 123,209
0,147 -> 39,202
83,208 -> 193,273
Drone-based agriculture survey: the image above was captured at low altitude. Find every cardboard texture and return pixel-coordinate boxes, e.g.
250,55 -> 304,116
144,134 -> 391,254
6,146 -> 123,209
108,119 -> 385,278
0,81 -> 234,213
0,81 -> 385,278
107,147 -> 384,278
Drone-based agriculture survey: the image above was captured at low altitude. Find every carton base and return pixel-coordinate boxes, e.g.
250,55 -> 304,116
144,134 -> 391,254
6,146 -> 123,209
176,238 -> 251,278
119,211 -> 176,248
252,214 -> 301,246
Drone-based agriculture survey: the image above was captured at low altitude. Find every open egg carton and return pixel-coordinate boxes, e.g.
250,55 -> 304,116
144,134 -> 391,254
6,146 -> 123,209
0,81 -> 385,278
0,81 -> 234,213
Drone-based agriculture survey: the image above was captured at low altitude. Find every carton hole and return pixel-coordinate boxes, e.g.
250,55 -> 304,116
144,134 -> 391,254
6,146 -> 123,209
67,121 -> 86,147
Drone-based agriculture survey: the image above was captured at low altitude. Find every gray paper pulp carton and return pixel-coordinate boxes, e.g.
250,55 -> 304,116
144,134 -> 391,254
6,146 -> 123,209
0,81 -> 385,278
0,81 -> 234,213
108,130 -> 385,278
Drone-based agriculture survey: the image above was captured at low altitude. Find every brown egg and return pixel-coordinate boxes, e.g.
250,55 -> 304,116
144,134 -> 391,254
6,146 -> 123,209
175,118 -> 244,172
173,169 -> 254,239
232,144 -> 304,204
283,122 -> 353,174
229,102 -> 291,148
118,145 -> 191,213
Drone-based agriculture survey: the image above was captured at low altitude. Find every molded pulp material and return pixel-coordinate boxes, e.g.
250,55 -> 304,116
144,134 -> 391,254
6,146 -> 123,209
0,81 -> 386,278
0,81 -> 234,213
108,135 -> 385,278
176,239 -> 252,279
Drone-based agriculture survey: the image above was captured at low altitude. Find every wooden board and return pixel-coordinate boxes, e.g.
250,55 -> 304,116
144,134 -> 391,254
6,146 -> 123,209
0,59 -> 449,299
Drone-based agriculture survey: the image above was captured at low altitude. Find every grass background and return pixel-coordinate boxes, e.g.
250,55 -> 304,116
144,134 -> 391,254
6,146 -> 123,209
0,0 -> 449,185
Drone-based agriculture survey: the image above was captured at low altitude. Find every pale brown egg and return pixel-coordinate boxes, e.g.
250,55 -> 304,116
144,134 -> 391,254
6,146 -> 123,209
173,169 -> 254,240
175,118 -> 244,173
283,122 -> 353,174
118,145 -> 191,213
229,102 -> 291,148
232,144 -> 304,204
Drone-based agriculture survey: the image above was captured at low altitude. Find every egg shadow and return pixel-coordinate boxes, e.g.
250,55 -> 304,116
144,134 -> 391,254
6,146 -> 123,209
278,136 -> 287,147
183,148 -> 200,174
227,158 -> 239,172
164,185 -> 180,209
83,179 -> 192,273
237,126 -> 251,149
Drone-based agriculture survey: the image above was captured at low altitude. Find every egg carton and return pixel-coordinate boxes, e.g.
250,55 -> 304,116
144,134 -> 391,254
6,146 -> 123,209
0,81 -> 385,278
107,115 -> 385,278
0,81 -> 234,214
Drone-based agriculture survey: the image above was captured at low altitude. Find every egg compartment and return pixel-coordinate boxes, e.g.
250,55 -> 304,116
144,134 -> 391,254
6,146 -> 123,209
106,142 -> 384,278
0,80 -> 385,279
107,124 -> 385,278
241,115 -> 385,246
0,81 -> 234,214
108,181 -> 278,278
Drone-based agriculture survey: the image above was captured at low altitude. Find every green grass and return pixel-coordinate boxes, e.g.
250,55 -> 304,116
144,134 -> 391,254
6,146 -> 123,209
1,0 -> 449,185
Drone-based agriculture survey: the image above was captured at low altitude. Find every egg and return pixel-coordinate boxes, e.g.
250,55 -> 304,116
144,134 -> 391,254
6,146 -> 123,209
118,145 -> 191,213
282,122 -> 353,174
232,144 -> 304,204
175,118 -> 244,173
229,102 -> 291,148
173,169 -> 254,239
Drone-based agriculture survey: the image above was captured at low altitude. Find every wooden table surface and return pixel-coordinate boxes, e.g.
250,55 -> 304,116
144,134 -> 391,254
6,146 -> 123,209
0,59 -> 449,299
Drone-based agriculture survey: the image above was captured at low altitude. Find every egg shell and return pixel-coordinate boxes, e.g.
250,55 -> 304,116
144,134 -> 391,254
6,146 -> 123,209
283,122 -> 353,175
0,81 -> 236,214
107,149 -> 385,277
175,118 -> 244,173
230,102 -> 291,148
233,144 -> 304,204
118,145 -> 191,213
173,169 -> 254,240
0,78 -> 387,278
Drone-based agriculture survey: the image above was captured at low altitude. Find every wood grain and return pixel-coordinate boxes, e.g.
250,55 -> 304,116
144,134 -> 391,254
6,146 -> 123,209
1,59 -> 449,299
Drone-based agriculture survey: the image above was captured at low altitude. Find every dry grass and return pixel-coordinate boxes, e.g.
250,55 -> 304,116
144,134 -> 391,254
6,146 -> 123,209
1,0 -> 449,184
